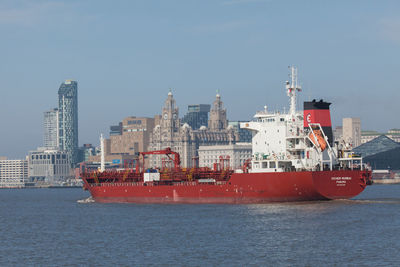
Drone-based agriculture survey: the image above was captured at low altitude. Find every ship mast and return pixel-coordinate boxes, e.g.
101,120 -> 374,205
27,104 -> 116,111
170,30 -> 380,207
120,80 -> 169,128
100,133 -> 105,172
286,66 -> 301,115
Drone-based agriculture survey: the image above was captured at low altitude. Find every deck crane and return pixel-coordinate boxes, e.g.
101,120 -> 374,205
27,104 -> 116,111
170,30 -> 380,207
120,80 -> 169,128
139,147 -> 181,171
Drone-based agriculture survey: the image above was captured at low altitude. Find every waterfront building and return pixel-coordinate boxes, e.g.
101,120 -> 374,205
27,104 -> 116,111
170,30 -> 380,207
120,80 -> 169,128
106,116 -> 158,156
198,143 -> 252,169
58,80 -> 78,165
386,129 -> 400,143
181,104 -> 211,130
148,91 -> 238,168
28,149 -> 71,184
0,158 -> 28,188
361,130 -> 381,144
333,126 -> 343,142
43,108 -> 59,149
360,129 -> 400,144
343,117 -> 361,148
353,135 -> 400,170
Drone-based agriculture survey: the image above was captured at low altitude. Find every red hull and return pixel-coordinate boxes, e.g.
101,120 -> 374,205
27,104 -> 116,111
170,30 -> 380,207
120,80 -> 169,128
84,170 -> 370,204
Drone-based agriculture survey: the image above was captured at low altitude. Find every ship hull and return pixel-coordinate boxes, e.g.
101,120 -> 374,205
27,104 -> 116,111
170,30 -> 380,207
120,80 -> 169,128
85,170 -> 369,204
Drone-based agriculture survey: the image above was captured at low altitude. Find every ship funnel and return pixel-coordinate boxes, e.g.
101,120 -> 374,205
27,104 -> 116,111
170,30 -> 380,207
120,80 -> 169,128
304,100 -> 333,146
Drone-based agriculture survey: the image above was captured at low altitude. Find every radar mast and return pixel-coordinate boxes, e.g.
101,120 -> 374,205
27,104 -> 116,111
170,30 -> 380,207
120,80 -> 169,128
286,66 -> 301,115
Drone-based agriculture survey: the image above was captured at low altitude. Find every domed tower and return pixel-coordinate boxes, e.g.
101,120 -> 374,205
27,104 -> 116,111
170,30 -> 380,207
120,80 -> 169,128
208,91 -> 227,131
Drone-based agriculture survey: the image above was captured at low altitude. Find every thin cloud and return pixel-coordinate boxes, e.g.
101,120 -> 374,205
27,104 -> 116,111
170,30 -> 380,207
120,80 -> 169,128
0,1 -> 66,26
379,17 -> 400,44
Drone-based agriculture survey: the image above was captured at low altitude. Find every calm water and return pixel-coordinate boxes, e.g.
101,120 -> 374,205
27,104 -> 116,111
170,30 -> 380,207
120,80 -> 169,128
0,185 -> 399,266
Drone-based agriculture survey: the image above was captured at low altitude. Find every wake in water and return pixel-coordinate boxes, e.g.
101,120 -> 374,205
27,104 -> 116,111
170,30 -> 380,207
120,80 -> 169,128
75,197 -> 400,205
77,196 -> 95,203
334,198 -> 400,205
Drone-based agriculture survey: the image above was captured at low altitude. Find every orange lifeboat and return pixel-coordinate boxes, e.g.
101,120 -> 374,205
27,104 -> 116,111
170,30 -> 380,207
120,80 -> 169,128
308,129 -> 327,151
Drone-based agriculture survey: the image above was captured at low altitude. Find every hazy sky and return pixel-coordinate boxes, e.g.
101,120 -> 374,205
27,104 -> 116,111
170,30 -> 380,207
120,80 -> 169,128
1,0 -> 399,158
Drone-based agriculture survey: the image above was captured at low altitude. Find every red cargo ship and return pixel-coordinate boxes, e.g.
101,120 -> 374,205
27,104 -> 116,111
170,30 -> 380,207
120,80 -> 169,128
81,67 -> 372,203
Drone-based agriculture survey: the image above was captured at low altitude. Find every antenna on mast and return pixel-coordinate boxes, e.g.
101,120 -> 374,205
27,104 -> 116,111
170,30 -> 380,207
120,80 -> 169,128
286,66 -> 302,115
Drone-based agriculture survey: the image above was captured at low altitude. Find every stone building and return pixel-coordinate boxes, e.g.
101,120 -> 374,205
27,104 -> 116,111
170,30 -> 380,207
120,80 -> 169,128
89,116 -> 159,168
343,117 -> 361,148
198,143 -> 252,169
106,116 -> 159,156
333,126 -> 343,142
28,149 -> 71,184
148,91 -> 238,168
209,93 -> 228,130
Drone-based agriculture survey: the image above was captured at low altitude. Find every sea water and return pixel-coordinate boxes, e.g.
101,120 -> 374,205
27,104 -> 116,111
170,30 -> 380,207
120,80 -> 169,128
0,185 -> 399,266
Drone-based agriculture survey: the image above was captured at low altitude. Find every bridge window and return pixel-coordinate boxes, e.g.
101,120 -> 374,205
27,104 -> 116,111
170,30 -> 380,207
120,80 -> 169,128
269,162 -> 276,168
262,162 -> 268,168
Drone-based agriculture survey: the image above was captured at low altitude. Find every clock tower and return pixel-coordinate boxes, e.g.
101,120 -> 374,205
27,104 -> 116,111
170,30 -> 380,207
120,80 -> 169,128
161,90 -> 180,136
208,92 -> 228,131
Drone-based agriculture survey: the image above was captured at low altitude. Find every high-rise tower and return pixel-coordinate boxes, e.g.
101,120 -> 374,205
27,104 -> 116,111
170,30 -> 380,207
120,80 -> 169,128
58,80 -> 78,165
43,108 -> 59,149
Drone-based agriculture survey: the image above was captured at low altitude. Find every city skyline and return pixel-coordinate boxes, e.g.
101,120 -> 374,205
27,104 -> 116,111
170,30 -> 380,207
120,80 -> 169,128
1,0 -> 400,158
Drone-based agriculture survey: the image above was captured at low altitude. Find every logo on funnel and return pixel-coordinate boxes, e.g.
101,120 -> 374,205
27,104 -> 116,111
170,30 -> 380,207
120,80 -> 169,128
306,113 -> 312,123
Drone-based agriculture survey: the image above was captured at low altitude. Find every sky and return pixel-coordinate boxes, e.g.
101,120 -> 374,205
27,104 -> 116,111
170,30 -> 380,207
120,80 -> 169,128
1,0 -> 400,158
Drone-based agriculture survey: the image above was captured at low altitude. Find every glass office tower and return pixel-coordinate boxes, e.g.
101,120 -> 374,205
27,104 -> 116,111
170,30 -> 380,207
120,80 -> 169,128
43,108 -> 59,149
58,80 -> 78,166
181,104 -> 210,130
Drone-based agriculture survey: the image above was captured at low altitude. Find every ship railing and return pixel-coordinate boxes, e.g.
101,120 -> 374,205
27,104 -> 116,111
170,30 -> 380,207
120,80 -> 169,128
92,181 -> 229,187
338,156 -> 364,171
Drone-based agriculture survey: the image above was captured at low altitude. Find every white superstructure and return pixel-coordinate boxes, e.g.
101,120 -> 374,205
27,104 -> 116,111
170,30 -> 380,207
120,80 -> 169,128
241,67 -> 360,173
